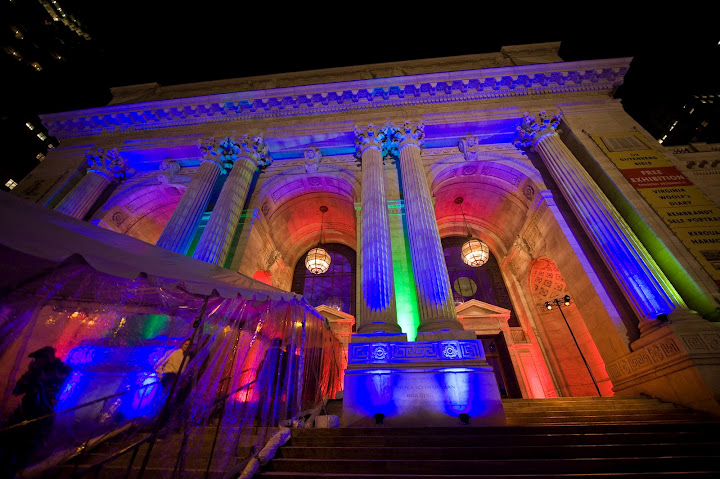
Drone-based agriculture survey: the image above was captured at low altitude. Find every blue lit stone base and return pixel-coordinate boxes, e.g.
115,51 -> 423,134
342,337 -> 506,427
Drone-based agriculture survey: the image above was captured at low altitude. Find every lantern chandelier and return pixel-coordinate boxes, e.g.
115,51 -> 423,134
455,197 -> 489,267
305,205 -> 331,274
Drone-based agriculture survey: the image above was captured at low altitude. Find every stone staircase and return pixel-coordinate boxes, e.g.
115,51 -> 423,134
256,396 -> 720,478
502,396 -> 711,425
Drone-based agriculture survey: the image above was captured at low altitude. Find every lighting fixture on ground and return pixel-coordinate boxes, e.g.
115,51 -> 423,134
455,197 -> 489,267
305,206 -> 331,274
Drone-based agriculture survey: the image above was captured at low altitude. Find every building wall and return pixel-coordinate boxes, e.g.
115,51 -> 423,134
16,43 -> 720,412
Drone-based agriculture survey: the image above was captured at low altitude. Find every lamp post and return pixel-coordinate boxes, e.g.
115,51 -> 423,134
544,295 -> 601,397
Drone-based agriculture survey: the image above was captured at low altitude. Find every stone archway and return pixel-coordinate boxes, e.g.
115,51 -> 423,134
237,166 -> 358,292
529,257 -> 612,397
93,182 -> 186,245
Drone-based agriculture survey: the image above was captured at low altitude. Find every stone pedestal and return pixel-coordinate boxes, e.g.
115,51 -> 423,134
343,332 -> 505,427
607,314 -> 720,415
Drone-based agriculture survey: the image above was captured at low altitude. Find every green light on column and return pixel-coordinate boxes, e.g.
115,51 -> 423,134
389,207 -> 420,340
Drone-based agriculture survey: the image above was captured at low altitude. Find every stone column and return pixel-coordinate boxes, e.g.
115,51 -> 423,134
156,138 -> 227,255
354,125 -> 401,334
392,121 -> 465,334
55,148 -> 133,219
514,111 -> 686,333
192,135 -> 271,266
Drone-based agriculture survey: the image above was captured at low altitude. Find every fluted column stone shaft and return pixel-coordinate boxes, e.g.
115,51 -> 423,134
515,111 -> 684,325
54,171 -> 111,219
55,147 -> 133,220
156,159 -> 221,254
192,136 -> 270,266
394,122 -> 464,332
356,126 -> 400,334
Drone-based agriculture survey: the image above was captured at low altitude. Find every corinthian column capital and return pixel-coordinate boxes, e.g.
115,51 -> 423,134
199,135 -> 272,173
513,110 -> 563,149
392,120 -> 425,151
354,124 -> 392,159
198,137 -> 230,173
86,147 -> 134,182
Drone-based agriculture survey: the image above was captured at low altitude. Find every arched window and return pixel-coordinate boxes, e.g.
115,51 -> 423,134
442,236 -> 519,327
291,243 -> 356,317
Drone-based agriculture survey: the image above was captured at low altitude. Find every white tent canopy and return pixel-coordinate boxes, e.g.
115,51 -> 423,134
0,191 -> 300,303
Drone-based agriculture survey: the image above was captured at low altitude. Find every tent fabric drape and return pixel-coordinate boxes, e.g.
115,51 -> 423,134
0,192 -> 342,477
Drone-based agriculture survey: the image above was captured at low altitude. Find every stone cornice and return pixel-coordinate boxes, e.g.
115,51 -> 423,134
40,58 -> 630,140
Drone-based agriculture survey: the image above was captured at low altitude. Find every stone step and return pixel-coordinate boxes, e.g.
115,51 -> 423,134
262,456 -> 720,475
287,431 -> 717,447
504,407 -> 701,416
276,443 -> 719,460
257,473 -> 720,478
501,401 -> 692,410
504,415 -> 706,424
291,422 -> 720,436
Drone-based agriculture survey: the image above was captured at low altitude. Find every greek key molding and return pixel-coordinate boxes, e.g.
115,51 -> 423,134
606,337 -> 684,382
349,339 -> 485,364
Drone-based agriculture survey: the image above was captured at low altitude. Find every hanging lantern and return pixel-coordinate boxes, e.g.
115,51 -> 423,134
305,247 -> 331,274
461,237 -> 489,267
306,205 -> 331,274
455,197 -> 489,268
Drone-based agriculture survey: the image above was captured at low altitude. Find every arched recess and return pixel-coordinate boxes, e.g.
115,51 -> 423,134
432,154 -> 540,254
529,257 -> 612,397
291,243 -> 357,317
432,155 -> 561,398
239,168 -> 358,292
93,182 -> 186,245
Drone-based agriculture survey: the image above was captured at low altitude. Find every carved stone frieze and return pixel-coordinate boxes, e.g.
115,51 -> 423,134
606,336 -> 684,382
41,60 -> 629,140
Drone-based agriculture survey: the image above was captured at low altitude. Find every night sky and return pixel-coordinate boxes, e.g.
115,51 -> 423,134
3,3 -> 719,188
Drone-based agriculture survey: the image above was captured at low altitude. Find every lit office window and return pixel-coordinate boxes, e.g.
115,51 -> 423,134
5,179 -> 18,190
37,132 -> 47,141
36,153 -> 45,161
26,122 -> 35,130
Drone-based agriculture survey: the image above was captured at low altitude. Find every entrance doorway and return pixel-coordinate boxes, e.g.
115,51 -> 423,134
479,333 -> 521,398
